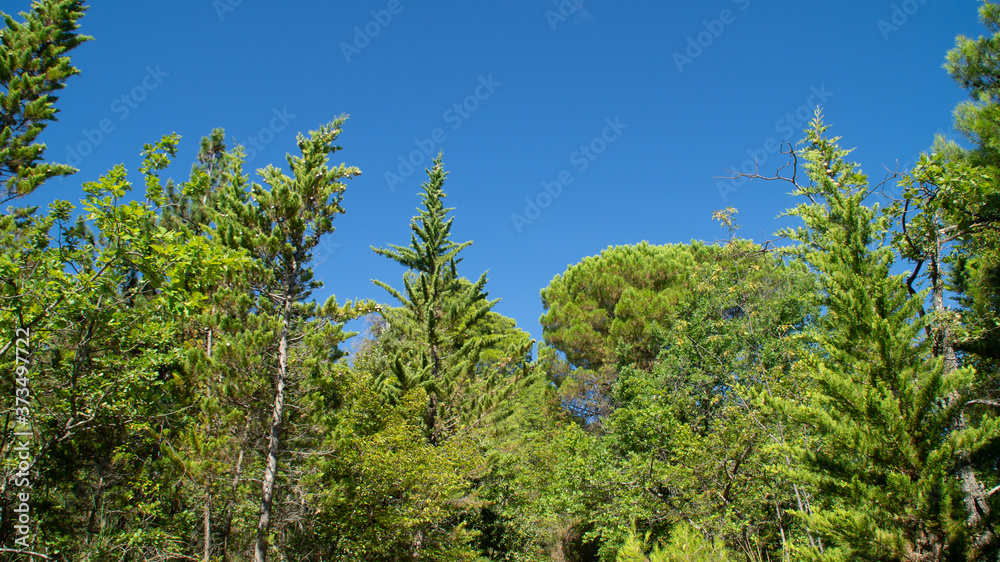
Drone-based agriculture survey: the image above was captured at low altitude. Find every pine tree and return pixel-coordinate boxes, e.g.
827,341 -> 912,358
216,117 -> 361,562
372,154 -> 530,445
539,241 -> 717,423
946,1 -> 1000,170
940,1 -> 1000,468
160,127 -> 230,235
0,0 -> 90,203
772,115 -> 1000,560
153,133 -> 264,561
881,3 -> 1000,552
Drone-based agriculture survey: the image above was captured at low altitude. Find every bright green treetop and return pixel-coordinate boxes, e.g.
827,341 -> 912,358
774,114 -> 1000,560
0,0 -> 90,203
372,154 -> 530,445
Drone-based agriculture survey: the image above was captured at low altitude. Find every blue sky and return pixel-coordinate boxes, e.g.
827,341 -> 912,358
10,0 -> 983,344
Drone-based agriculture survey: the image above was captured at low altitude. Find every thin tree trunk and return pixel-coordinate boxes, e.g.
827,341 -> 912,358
774,501 -> 790,562
254,290 -> 293,562
428,340 -> 441,445
203,489 -> 211,562
204,326 -> 213,562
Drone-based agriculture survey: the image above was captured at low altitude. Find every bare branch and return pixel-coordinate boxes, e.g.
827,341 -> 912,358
965,399 -> 1000,409
0,548 -> 52,560
717,143 -> 812,202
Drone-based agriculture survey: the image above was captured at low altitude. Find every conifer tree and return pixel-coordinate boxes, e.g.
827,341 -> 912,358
160,127 -> 229,235
881,4 -> 1000,551
0,0 -> 90,203
939,1 -> 1000,458
946,1 -> 1000,171
372,154 -> 530,445
539,241 -> 716,422
154,133 -> 264,561
772,115 -> 1000,560
216,117 -> 361,562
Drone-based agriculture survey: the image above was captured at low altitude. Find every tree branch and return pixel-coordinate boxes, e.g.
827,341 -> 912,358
965,399 -> 1000,409
0,548 -> 51,560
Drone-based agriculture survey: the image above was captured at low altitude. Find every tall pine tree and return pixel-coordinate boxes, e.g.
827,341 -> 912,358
772,115 -> 1000,560
372,154 -> 530,446
216,117 -> 361,562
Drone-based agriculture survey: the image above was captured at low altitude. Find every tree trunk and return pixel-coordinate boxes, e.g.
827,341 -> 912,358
205,326 -> 213,562
254,290 -> 293,562
203,489 -> 211,562
929,238 -> 994,552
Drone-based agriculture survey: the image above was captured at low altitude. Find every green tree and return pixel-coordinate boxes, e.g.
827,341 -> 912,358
539,241 -> 716,423
772,115 -> 1000,560
160,127 -> 230,235
947,1 -> 1000,170
302,344 -> 487,561
887,150 -> 1000,557
601,234 -> 815,560
372,154 -> 531,446
940,1 -> 1000,458
877,4 -> 1000,553
0,0 -> 90,203
0,133 -> 246,559
152,133 -> 270,562
216,117 -> 362,562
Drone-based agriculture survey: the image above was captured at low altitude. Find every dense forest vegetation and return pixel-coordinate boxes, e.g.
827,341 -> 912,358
1,1 -> 999,560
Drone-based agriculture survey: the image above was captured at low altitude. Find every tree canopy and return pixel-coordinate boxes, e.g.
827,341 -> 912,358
1,1 -> 999,561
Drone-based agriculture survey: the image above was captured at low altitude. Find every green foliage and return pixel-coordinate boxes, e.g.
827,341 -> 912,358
372,154 -> 532,445
772,114 -> 1000,560
0,0 -> 90,202
219,117 -> 359,297
617,523 -> 732,562
946,1 -> 1000,169
474,359 -> 603,560
159,127 -> 230,235
517,234 -> 814,561
539,241 -> 717,422
941,0 -> 1000,409
5,2 -> 1000,560
305,364 -> 486,561
588,238 -> 813,560
0,132 -> 246,559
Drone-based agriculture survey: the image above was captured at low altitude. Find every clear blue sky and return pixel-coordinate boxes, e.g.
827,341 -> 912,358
10,0 -> 983,344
